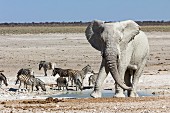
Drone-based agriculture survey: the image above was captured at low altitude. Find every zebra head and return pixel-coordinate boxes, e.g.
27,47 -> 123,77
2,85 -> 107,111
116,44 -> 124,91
83,64 -> 93,73
39,61 -> 45,70
81,64 -> 93,79
52,68 -> 61,76
0,73 -> 8,86
40,84 -> 46,91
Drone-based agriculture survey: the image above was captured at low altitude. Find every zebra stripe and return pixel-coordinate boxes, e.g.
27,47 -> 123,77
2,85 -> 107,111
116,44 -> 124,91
26,77 -> 46,91
70,65 -> 93,91
15,68 -> 35,90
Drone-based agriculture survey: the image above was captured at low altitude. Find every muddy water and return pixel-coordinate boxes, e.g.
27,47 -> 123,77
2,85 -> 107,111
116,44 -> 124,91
49,89 -> 155,99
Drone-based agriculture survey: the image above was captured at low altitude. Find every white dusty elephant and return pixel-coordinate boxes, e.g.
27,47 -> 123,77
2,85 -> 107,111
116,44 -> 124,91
85,20 -> 149,98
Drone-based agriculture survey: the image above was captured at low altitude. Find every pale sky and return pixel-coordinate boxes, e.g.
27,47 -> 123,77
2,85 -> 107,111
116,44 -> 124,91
0,0 -> 169,22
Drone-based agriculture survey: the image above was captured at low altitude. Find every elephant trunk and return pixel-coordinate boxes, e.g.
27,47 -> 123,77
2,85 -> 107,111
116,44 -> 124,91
104,44 -> 132,90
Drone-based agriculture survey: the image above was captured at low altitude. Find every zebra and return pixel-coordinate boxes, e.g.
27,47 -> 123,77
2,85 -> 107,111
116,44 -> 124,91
15,68 -> 34,89
26,77 -> 46,92
39,61 -> 57,76
88,71 -> 98,86
52,68 -> 70,77
56,77 -> 68,90
71,73 -> 83,91
15,69 -> 46,92
52,68 -> 73,85
0,73 -> 8,88
71,64 -> 93,91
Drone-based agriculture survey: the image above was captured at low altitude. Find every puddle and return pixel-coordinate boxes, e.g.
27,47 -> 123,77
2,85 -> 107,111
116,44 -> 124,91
49,89 -> 155,99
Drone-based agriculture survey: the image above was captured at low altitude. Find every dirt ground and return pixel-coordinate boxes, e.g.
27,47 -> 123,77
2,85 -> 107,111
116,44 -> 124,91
0,32 -> 170,112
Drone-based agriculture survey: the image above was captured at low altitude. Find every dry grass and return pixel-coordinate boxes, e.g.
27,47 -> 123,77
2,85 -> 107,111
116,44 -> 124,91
0,26 -> 86,34
0,25 -> 170,34
141,26 -> 170,32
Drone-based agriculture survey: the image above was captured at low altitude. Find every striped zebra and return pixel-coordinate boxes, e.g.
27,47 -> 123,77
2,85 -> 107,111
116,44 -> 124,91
15,68 -> 34,89
52,68 -> 73,85
15,68 -> 46,92
70,65 -> 93,91
39,61 -> 57,76
0,73 -> 8,87
71,73 -> 83,91
88,71 -> 98,86
26,77 -> 46,92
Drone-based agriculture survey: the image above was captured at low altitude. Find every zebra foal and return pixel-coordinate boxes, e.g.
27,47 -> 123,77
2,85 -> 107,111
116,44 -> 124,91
56,77 -> 68,90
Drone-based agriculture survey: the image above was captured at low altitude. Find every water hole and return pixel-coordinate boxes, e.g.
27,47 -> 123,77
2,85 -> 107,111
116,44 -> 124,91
49,88 -> 155,99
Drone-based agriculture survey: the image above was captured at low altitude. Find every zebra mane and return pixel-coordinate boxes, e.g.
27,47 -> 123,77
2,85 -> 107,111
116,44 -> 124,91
40,61 -> 46,64
82,64 -> 90,71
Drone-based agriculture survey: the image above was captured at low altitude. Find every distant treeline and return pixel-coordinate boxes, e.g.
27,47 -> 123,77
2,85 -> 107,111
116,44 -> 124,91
0,21 -> 170,27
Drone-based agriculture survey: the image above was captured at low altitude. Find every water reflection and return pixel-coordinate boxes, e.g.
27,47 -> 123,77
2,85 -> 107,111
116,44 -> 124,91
50,89 -> 155,99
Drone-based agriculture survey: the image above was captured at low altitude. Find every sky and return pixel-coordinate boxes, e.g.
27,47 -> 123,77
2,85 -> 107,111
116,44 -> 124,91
0,0 -> 170,23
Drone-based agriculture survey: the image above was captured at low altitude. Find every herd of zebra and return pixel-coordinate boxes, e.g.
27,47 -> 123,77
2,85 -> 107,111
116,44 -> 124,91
0,61 -> 99,92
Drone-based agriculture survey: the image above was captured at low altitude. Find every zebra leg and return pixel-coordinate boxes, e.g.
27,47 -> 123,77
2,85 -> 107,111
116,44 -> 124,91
25,82 -> 27,89
75,81 -> 78,91
19,81 -> 22,89
0,80 -> 2,88
44,68 -> 47,76
66,85 -> 68,90
88,78 -> 90,86
31,85 -> 34,92
36,85 -> 39,91
71,78 -> 74,86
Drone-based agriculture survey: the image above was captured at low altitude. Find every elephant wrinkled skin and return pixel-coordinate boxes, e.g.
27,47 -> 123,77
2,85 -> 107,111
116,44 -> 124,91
85,20 -> 149,98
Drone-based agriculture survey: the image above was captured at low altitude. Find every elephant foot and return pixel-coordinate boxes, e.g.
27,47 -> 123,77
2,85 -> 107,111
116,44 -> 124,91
114,90 -> 125,97
90,90 -> 101,98
128,91 -> 139,97
114,93 -> 126,97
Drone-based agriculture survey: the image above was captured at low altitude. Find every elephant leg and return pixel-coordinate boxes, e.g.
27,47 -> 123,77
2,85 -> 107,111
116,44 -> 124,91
125,69 -> 133,97
114,83 -> 125,97
91,58 -> 109,98
114,64 -> 127,97
129,58 -> 147,97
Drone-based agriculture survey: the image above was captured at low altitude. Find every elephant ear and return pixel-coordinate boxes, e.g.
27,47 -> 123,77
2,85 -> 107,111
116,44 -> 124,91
119,20 -> 140,50
85,20 -> 104,51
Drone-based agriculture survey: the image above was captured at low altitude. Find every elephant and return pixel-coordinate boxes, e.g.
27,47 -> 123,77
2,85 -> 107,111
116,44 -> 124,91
85,20 -> 149,98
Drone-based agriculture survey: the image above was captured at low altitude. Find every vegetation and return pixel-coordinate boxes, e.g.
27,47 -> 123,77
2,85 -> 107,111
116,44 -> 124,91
0,26 -> 86,34
141,26 -> 170,32
0,21 -> 170,34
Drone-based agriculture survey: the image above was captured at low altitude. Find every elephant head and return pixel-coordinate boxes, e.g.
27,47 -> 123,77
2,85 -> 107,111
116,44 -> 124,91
85,20 -> 140,90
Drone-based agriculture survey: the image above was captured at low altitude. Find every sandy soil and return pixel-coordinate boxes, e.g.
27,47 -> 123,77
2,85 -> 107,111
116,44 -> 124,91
0,32 -> 170,112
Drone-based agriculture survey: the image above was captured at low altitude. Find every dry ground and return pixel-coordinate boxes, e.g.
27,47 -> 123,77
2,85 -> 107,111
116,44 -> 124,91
0,32 -> 170,112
